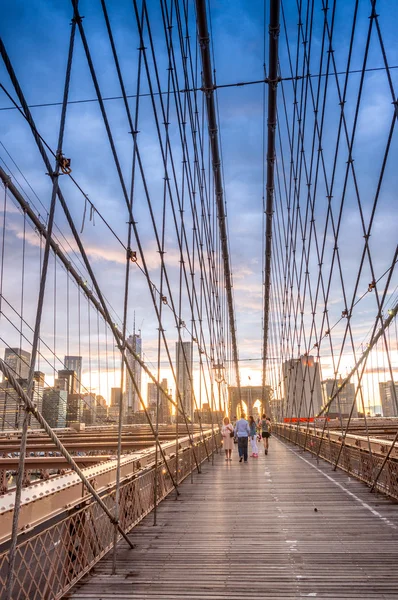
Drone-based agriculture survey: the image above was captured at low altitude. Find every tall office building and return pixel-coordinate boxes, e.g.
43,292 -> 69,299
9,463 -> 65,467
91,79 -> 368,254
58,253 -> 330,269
81,393 -> 97,425
160,378 -> 170,423
56,369 -> 81,426
4,347 -> 31,380
0,383 -> 22,430
109,387 -> 122,422
176,341 -> 193,420
64,356 -> 82,392
125,333 -> 142,416
56,370 -> 79,395
66,394 -> 83,425
30,371 -> 45,430
282,355 -> 323,418
322,377 -> 358,418
96,395 -> 108,421
147,378 -> 170,423
379,381 -> 398,417
0,371 -> 45,431
42,388 -> 67,428
111,387 -> 122,407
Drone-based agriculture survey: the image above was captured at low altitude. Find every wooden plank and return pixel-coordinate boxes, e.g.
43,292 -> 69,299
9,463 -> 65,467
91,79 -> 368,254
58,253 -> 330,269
66,437 -> 398,599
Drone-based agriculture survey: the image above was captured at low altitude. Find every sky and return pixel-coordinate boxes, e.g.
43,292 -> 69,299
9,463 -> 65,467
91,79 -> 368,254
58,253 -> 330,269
0,0 -> 397,415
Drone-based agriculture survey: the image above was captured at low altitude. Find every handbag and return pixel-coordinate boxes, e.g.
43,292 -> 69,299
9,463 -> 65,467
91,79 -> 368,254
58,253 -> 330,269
229,429 -> 234,438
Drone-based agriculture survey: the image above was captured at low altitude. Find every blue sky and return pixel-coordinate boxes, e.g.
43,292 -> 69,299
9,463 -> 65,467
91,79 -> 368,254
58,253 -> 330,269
0,0 -> 397,413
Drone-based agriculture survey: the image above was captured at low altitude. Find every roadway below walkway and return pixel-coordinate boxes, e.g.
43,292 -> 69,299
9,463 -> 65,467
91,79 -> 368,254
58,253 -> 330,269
67,436 -> 398,599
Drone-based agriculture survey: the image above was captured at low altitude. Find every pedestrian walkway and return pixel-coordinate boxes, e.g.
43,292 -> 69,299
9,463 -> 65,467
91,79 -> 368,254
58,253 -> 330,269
67,437 -> 398,599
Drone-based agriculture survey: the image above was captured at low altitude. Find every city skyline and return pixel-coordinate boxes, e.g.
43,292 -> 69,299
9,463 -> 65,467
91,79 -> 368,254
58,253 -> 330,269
1,345 -> 395,430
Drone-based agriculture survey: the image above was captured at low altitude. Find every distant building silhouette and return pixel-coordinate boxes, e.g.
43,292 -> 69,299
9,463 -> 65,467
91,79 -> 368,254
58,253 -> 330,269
4,347 -> 30,380
176,341 -> 193,420
282,355 -> 323,418
64,356 -> 82,392
109,387 -> 122,422
147,378 -> 170,423
82,393 -> 97,425
0,370 -> 44,431
56,370 -> 79,395
0,349 -> 46,430
125,333 -> 142,416
96,395 -> 108,421
322,377 -> 358,418
42,387 -> 67,428
379,381 -> 398,417
66,393 -> 82,425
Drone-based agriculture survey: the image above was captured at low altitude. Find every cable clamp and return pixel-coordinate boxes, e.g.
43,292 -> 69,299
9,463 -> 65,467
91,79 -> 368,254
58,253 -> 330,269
71,15 -> 84,24
58,154 -> 72,175
368,280 -> 376,292
127,248 -> 137,262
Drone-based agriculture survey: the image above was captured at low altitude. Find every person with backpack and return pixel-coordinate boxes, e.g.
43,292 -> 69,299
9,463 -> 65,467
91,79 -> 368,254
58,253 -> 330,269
260,414 -> 272,455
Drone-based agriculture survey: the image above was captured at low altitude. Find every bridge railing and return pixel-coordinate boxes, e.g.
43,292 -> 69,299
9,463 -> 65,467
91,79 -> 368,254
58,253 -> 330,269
0,430 -> 220,600
274,423 -> 398,500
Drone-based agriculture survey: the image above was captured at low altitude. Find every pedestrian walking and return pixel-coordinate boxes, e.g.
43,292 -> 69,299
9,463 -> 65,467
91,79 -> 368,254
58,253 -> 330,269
221,417 -> 234,461
234,413 -> 250,463
248,415 -> 258,458
260,414 -> 272,455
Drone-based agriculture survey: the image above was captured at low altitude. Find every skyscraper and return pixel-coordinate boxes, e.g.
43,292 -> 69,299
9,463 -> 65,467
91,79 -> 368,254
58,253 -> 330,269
56,369 -> 81,426
56,370 -> 79,395
282,355 -> 323,418
42,388 -> 67,428
147,378 -> 170,423
176,341 -> 193,420
0,349 -> 44,431
81,393 -> 97,425
322,377 -> 358,418
109,387 -> 122,422
125,333 -> 142,416
64,356 -> 82,392
110,387 -> 122,407
0,371 -> 45,431
4,347 -> 31,380
31,371 -> 45,430
379,381 -> 398,417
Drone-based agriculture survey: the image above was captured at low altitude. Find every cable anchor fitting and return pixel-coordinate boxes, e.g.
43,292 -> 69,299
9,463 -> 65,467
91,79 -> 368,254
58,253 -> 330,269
127,248 -> 137,263
58,154 -> 72,175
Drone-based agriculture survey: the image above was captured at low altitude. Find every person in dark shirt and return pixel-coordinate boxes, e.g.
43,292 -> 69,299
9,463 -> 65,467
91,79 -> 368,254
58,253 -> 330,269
260,414 -> 272,455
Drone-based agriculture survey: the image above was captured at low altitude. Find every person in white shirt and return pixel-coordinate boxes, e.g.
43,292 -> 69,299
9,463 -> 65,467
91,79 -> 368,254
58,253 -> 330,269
234,413 -> 250,463
221,416 -> 234,461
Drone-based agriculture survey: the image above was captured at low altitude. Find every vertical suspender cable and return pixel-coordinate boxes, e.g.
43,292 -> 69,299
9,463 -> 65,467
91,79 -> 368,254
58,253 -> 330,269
195,0 -> 241,401
262,0 -> 280,409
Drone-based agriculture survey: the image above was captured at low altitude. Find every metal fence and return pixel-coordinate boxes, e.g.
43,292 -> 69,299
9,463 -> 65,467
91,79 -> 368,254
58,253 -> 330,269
0,433 -> 219,600
274,423 -> 398,501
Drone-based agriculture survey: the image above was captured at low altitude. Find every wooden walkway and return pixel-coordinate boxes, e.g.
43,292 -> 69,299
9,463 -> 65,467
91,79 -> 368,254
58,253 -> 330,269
67,437 -> 398,599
